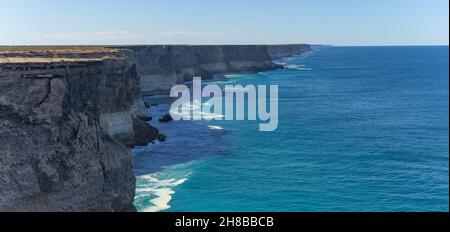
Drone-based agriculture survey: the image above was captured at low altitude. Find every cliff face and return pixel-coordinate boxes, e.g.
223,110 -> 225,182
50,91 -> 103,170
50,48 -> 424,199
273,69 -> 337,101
267,44 -> 312,59
0,50 -> 145,211
118,44 -> 311,95
0,44 -> 310,212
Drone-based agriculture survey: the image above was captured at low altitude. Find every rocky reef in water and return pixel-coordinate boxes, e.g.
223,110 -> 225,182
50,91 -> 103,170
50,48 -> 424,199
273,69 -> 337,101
0,44 -> 311,211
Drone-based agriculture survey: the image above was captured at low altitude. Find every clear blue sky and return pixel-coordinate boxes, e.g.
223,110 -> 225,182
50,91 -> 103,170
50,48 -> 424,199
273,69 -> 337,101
1,0 -> 448,45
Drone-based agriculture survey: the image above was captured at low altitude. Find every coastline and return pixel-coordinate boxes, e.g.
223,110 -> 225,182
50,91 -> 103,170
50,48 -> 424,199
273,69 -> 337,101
132,51 -> 316,212
134,46 -> 448,212
0,44 -> 312,211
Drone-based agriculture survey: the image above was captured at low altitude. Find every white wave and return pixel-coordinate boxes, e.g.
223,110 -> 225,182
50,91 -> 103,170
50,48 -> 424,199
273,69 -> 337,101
210,80 -> 235,84
283,64 -> 312,71
284,65 -> 297,69
136,172 -> 190,212
145,188 -> 174,212
274,61 -> 287,65
208,125 -> 224,130
170,100 -> 225,120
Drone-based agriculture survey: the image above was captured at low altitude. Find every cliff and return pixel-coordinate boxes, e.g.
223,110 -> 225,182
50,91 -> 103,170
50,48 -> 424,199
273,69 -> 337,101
267,44 -> 312,59
0,48 -> 154,211
0,44 -> 310,212
115,44 -> 311,95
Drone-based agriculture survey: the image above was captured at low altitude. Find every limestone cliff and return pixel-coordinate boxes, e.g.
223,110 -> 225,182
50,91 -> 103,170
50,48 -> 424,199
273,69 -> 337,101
267,44 -> 312,59
0,49 -> 148,211
115,44 -> 311,95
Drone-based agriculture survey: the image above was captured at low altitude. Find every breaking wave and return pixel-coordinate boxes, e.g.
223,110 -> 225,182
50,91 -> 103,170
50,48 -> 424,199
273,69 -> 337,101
134,163 -> 193,212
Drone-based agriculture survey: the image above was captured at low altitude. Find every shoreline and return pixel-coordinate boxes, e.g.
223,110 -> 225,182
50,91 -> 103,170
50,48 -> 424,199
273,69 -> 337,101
0,44 -> 311,211
131,54 -> 307,211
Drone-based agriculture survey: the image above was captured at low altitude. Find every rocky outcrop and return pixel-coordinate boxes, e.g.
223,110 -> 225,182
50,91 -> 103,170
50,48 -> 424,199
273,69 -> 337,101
133,118 -> 159,146
0,51 -> 141,211
115,44 -> 311,95
159,114 -> 173,123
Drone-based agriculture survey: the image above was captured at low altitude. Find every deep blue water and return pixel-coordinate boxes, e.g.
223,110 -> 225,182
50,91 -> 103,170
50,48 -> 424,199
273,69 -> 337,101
133,46 -> 449,212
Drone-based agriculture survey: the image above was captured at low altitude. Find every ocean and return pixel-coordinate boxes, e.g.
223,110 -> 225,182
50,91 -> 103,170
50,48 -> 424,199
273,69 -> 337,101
133,46 -> 449,212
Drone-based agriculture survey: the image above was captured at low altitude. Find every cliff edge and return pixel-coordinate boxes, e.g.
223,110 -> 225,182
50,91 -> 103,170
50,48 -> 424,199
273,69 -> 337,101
115,44 -> 312,95
0,48 -> 145,211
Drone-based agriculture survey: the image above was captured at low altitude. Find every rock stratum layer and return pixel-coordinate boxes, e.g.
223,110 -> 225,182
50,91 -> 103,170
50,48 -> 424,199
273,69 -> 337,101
0,44 -> 311,212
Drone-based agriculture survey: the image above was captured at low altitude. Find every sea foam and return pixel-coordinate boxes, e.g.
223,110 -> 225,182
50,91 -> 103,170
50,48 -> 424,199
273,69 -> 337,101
135,170 -> 191,212
170,100 -> 225,120
208,125 -> 224,130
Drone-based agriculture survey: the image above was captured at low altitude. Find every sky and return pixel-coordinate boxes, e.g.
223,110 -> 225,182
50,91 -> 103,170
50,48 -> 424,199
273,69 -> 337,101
1,0 -> 448,46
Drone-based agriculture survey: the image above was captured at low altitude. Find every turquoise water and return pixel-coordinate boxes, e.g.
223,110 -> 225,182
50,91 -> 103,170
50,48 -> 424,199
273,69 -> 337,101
133,46 -> 449,212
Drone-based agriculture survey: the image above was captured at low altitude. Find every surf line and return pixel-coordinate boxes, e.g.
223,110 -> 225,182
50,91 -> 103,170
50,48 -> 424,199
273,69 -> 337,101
169,77 -> 279,131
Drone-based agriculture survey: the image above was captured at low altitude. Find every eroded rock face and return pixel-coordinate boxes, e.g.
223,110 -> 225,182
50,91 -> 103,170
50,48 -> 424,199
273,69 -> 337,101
0,56 -> 137,211
118,44 -> 311,95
